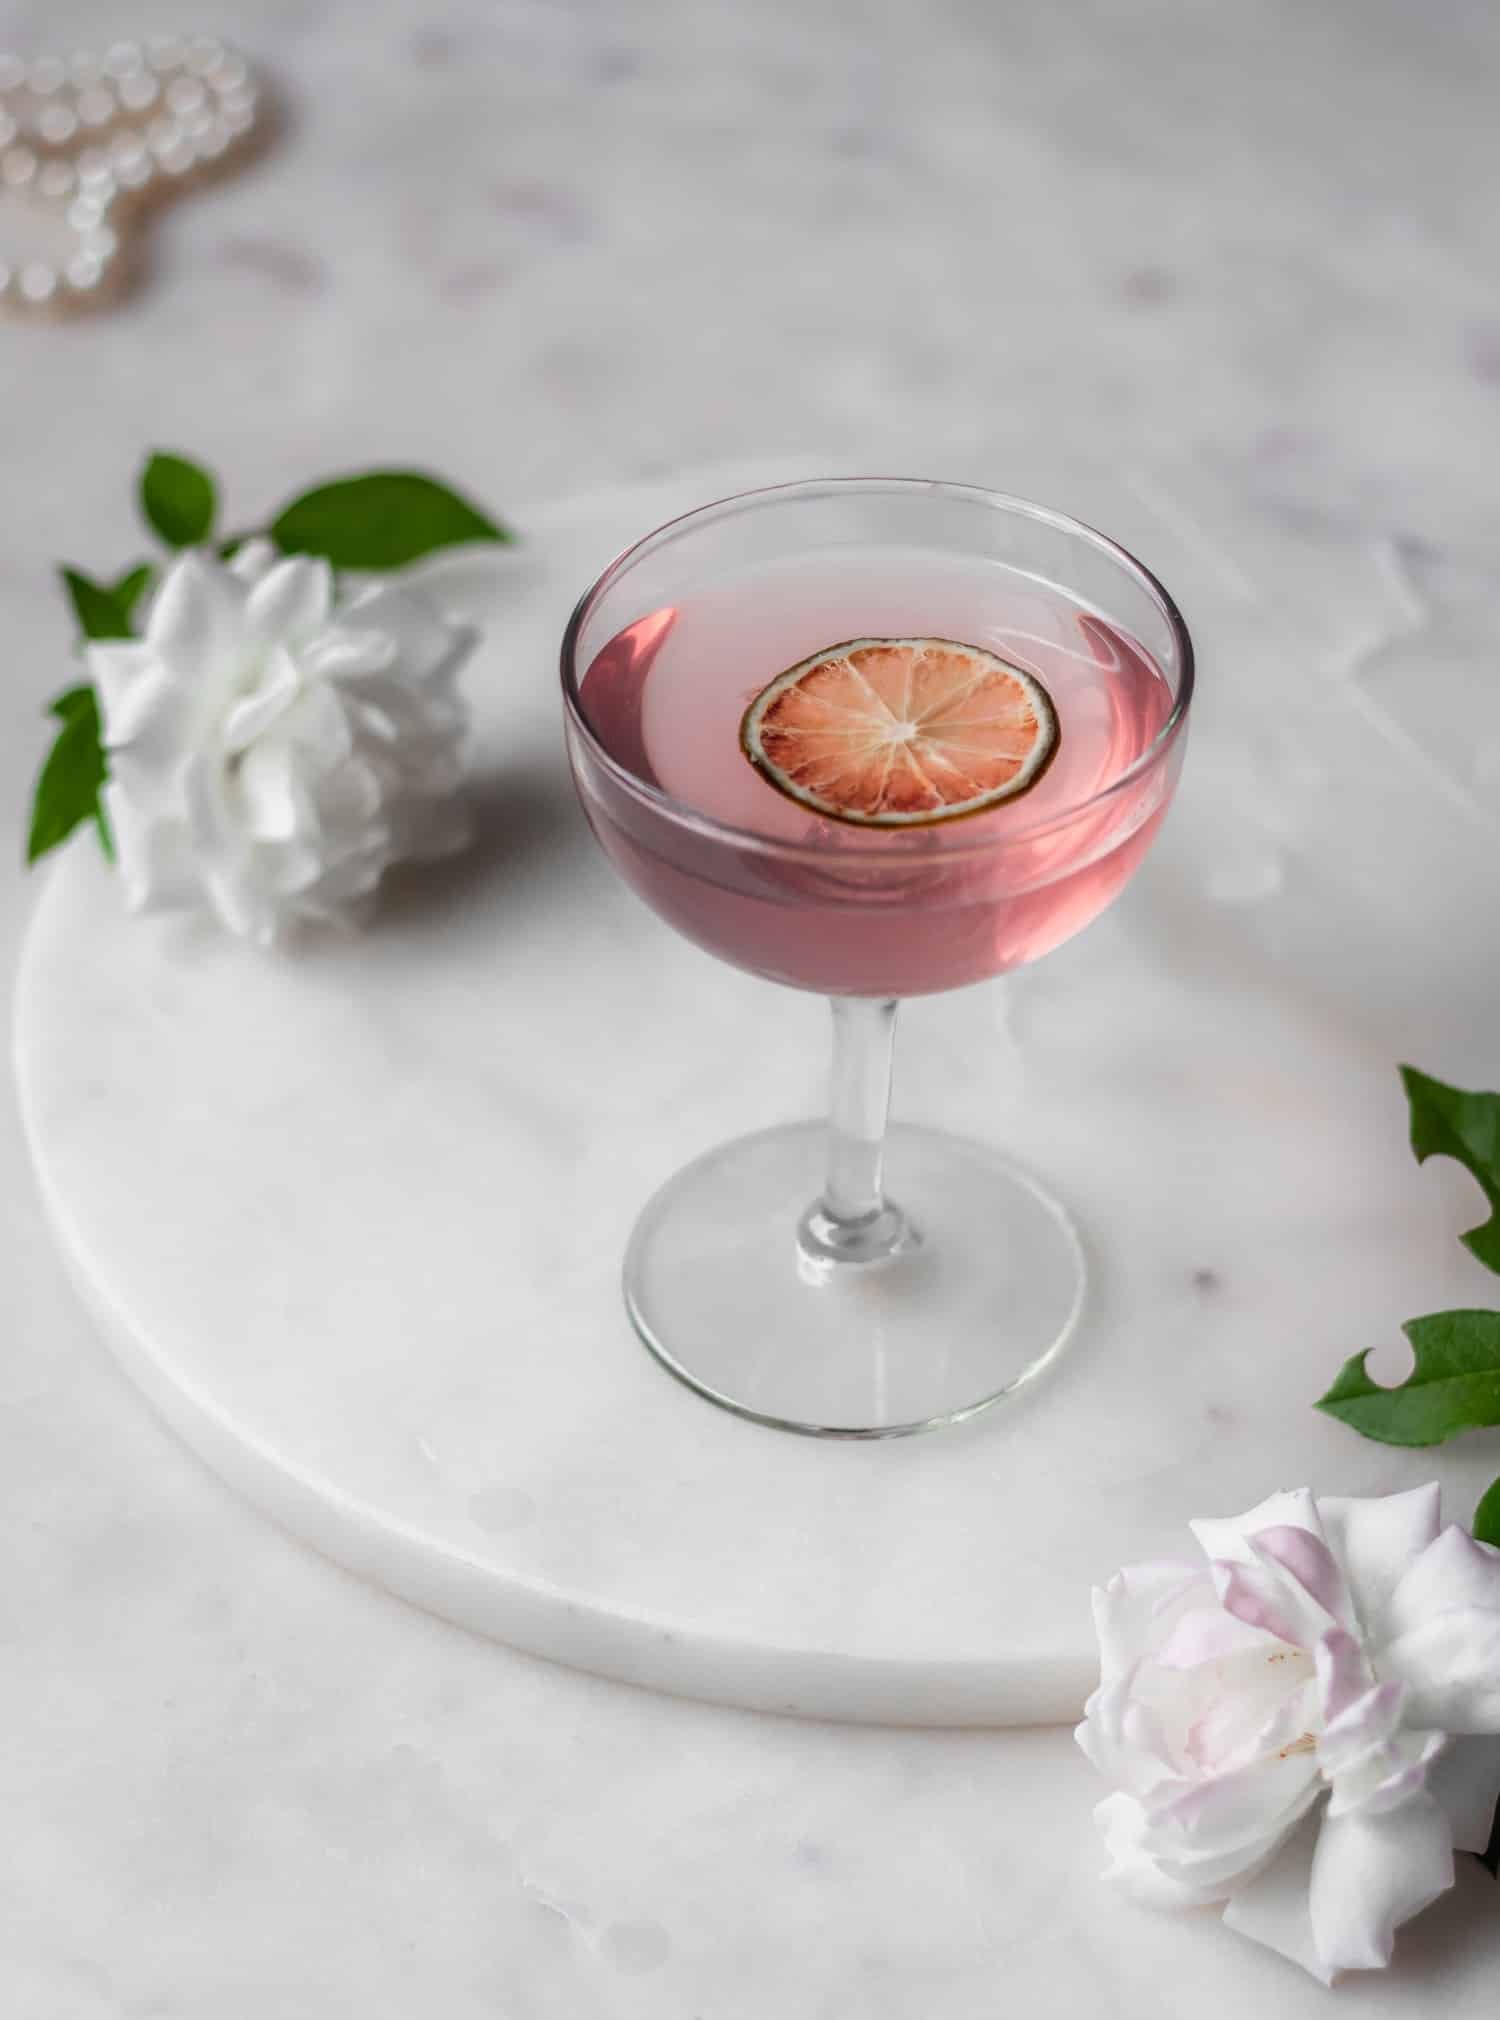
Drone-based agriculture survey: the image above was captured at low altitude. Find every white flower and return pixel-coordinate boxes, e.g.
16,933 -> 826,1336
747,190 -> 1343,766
1076,1485 -> 1500,1984
90,541 -> 477,946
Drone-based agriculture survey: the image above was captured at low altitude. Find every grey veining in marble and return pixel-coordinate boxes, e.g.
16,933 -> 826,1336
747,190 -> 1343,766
4,0 -> 1500,2013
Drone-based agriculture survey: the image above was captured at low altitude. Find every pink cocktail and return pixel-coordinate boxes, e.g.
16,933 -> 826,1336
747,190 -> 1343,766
562,480 -> 1193,1435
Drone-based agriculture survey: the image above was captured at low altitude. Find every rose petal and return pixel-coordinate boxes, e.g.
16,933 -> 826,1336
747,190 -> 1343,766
1089,1561 -> 1209,1684
145,552 -> 244,676
1178,1657 -> 1316,1776
1155,1605 -> 1282,1669
180,752 -> 236,858
222,648 -> 301,755
285,681 -> 356,768
1316,1687 -> 1404,1789
1249,1526 -> 1356,1634
201,857 -> 268,941
87,641 -> 159,736
1095,1792 -> 1229,1908
1385,1525 -> 1500,1640
1318,1485 -> 1442,1642
307,851 -> 388,903
237,740 -> 316,843
1425,1734 -> 1500,1853
301,628 -> 398,680
1307,1791 -> 1454,1975
102,790 -> 198,913
1221,1809 -> 1332,1985
1212,1561 -> 1309,1649
245,556 -> 334,643
105,746 -> 181,825
1191,1488 -> 1324,1571
315,758 -> 385,833
1146,1747 -> 1321,1856
227,537 -> 279,584
1314,1627 -> 1380,1727
1148,1775 -> 1323,1899
1381,1609 -> 1500,1732
90,644 -> 199,774
341,581 -> 476,690
1075,1683 -> 1140,1790
249,836 -> 326,896
1327,1741 -> 1443,1821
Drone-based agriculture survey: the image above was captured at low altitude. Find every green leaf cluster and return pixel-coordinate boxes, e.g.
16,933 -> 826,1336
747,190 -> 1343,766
1316,1067 -> 1500,1541
27,451 -> 511,867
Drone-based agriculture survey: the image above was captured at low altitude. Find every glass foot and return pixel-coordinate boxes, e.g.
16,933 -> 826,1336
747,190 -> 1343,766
623,1122 -> 1086,1438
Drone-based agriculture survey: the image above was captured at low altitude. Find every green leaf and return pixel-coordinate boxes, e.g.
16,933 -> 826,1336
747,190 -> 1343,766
111,564 -> 154,623
1316,1310 -> 1500,1446
27,685 -> 112,865
1476,1476 -> 1500,1549
269,470 -> 512,570
50,683 -> 97,724
140,451 -> 218,548
1400,1065 -> 1500,1274
61,567 -> 133,641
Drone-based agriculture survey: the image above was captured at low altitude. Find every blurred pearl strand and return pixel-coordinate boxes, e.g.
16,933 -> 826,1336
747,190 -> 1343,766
0,36 -> 261,315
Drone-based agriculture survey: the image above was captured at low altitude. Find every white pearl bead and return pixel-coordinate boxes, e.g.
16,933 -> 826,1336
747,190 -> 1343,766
209,54 -> 250,92
167,76 -> 207,117
77,86 -> 115,128
118,72 -> 159,113
66,250 -> 106,290
68,192 -> 111,230
37,103 -> 79,145
0,35 -> 264,321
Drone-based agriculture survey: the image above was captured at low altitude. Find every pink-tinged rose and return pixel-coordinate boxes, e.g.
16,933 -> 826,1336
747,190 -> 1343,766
1076,1486 -> 1500,1984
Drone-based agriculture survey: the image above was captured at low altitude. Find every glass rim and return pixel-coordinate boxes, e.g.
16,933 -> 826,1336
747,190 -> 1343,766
559,476 -> 1196,862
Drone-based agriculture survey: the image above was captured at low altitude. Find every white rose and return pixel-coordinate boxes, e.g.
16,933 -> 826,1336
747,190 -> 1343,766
89,541 -> 477,946
1076,1485 -> 1500,1983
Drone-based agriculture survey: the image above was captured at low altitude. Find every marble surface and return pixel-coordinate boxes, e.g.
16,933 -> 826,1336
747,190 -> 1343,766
17,469 -> 1500,1737
5,0 -> 1500,2013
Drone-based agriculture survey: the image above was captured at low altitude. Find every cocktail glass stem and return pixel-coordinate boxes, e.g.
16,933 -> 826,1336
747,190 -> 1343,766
798,996 -> 916,1272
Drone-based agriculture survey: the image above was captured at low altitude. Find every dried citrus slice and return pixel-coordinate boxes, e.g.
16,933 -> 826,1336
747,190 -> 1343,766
741,637 -> 1058,826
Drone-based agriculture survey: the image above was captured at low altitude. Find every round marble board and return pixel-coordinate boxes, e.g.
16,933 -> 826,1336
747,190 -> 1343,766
16,469 -> 1500,1726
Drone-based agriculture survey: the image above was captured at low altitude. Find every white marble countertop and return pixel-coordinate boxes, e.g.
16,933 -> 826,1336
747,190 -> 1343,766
5,1 -> 1500,2014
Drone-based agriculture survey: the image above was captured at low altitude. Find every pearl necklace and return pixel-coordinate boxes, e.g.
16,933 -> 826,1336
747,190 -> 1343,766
0,36 -> 262,316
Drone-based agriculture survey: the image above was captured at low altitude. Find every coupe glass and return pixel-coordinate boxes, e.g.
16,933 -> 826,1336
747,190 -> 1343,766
561,479 -> 1193,1437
